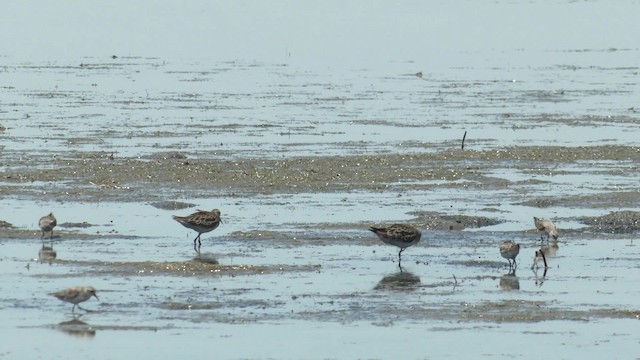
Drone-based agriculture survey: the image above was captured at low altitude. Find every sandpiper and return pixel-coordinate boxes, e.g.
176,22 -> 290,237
39,212 -> 57,245
50,286 -> 99,313
173,209 -> 222,252
499,240 -> 520,269
534,217 -> 558,244
368,224 -> 421,267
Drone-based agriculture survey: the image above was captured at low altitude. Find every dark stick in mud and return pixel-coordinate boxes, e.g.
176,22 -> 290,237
540,248 -> 548,268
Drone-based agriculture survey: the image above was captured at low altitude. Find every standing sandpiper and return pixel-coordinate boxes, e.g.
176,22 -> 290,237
50,286 -> 99,313
39,212 -> 57,246
368,224 -> 421,268
173,209 -> 222,253
534,217 -> 558,244
499,240 -> 520,269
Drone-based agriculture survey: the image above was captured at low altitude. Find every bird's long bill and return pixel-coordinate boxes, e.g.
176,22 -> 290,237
93,293 -> 99,301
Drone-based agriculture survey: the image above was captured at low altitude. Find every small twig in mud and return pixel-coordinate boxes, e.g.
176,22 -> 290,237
461,130 -> 467,149
532,248 -> 549,269
540,248 -> 548,268
450,274 -> 459,291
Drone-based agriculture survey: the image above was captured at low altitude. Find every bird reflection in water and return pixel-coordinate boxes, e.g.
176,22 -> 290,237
374,270 -> 421,292
192,253 -> 219,264
532,267 -> 549,287
37,245 -> 57,265
57,317 -> 96,339
499,270 -> 520,291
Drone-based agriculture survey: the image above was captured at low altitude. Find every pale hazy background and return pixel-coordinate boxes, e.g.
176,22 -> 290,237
2,1 -> 637,68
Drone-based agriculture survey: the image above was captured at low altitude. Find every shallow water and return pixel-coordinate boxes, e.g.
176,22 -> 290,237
2,1 -> 640,359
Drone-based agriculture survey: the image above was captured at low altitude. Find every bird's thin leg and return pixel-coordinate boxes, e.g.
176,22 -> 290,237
398,248 -> 406,268
513,258 -> 517,269
193,234 -> 201,253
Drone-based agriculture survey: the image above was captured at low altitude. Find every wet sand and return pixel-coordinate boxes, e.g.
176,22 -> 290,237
2,50 -> 640,359
2,145 -> 639,203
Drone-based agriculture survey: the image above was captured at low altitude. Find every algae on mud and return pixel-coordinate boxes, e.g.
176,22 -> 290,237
41,259 -> 323,277
580,210 -> 640,233
2,145 -> 639,205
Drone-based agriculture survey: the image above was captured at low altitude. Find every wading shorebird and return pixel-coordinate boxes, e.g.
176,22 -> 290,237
39,212 -> 57,246
368,224 -> 421,268
534,217 -> 558,244
50,286 -> 99,313
173,209 -> 222,252
499,240 -> 520,269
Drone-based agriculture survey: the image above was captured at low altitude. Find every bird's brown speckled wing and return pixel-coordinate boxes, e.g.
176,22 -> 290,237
190,210 -> 220,227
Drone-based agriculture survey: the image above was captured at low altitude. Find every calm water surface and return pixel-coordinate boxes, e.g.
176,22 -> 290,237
1,1 -> 640,359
